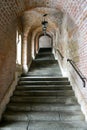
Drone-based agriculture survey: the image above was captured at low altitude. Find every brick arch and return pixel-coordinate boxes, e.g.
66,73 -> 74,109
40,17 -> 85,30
30,26 -> 55,59
37,33 -> 53,51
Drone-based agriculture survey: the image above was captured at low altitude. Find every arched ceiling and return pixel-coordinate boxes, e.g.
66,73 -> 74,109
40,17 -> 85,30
22,7 -> 63,36
0,0 -> 85,47
1,0 -> 86,39
0,0 -> 86,35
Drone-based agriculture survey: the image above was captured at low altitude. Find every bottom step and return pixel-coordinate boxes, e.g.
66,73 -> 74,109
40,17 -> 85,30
3,111 -> 84,121
28,121 -> 87,130
0,121 -> 87,130
0,121 -> 28,130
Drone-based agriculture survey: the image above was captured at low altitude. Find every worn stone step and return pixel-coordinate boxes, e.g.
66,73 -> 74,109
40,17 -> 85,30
30,61 -> 58,69
36,53 -> 53,55
59,111 -> 85,121
28,121 -> 87,130
38,48 -> 52,53
0,121 -> 87,130
37,54 -> 52,57
29,60 -> 59,69
3,111 -> 84,121
37,52 -> 52,55
29,111 -> 85,121
27,70 -> 62,76
31,58 -> 58,62
27,73 -> 62,76
7,103 -> 80,112
16,85 -> 72,90
37,50 -> 52,53
11,96 -> 77,104
22,72 -> 62,76
18,81 -> 70,85
19,77 -> 68,81
0,121 -> 28,130
13,90 -> 74,96
3,111 -> 28,121
35,54 -> 54,60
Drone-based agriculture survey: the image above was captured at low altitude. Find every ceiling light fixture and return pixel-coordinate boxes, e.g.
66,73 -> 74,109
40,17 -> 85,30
41,14 -> 48,35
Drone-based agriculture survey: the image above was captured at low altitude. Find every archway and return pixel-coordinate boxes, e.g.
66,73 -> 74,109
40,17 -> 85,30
39,35 -> 52,49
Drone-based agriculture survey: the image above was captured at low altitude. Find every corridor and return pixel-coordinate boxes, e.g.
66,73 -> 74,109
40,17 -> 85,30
0,0 -> 87,130
0,48 -> 87,130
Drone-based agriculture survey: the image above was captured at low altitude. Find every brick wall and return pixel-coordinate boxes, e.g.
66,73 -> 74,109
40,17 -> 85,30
0,26 -> 16,102
55,10 -> 87,119
0,0 -> 24,102
57,0 -> 87,77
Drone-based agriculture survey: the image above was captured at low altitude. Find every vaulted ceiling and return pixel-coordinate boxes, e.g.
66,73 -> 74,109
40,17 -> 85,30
22,7 -> 63,36
0,0 -> 86,43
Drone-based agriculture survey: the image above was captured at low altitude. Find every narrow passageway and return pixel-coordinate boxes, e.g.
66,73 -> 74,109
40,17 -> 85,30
0,0 -> 87,129
28,48 -> 62,76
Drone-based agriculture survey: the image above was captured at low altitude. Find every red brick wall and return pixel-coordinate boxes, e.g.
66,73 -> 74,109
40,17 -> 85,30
0,26 -> 16,102
0,0 -> 24,102
58,0 -> 87,77
55,10 -> 87,112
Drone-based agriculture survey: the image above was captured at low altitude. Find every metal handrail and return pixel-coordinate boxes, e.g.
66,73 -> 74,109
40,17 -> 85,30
56,49 -> 64,60
67,59 -> 87,87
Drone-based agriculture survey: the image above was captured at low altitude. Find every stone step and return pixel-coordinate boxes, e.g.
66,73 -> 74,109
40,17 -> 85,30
0,121 -> 28,130
32,59 -> 58,63
36,53 -> 54,57
7,103 -> 80,112
19,77 -> 68,81
37,52 -> 52,55
18,81 -> 70,85
30,60 -> 59,66
36,52 -> 53,55
37,51 -> 52,54
0,121 -> 87,130
36,52 -> 52,54
27,73 -> 62,76
13,90 -> 74,96
27,121 -> 87,130
11,96 -> 77,104
38,48 -> 52,53
35,58 -> 55,61
21,74 -> 63,77
16,85 -> 72,90
35,54 -> 54,60
30,61 -> 58,68
3,111 -> 84,121
3,111 -> 28,121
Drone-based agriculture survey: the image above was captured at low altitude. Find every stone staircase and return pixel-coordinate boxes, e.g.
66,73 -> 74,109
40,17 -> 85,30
0,48 -> 87,130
